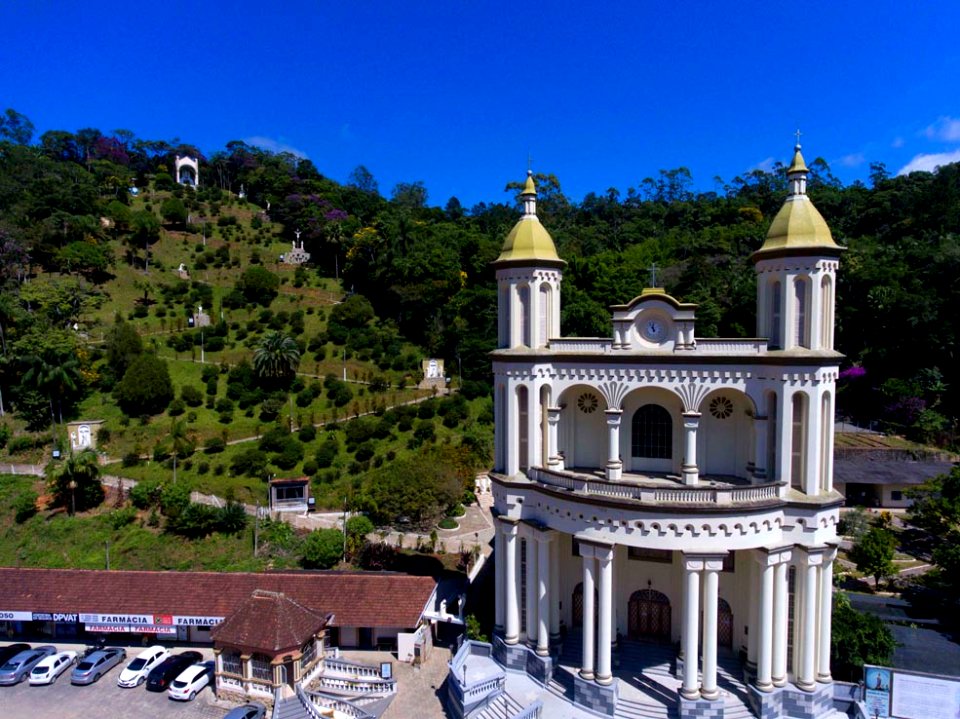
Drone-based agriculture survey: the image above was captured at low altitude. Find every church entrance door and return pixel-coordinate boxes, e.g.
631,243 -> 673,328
628,589 -> 671,641
718,598 -> 733,648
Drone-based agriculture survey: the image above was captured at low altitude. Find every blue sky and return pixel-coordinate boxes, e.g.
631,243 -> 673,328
2,1 -> 959,207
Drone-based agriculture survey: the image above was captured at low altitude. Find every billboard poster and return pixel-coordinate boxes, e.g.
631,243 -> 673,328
864,666 -> 891,719
86,623 -> 177,635
891,671 -> 960,719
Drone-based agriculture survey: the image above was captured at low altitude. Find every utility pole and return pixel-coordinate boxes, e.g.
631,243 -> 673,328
342,497 -> 348,560
104,541 -> 110,570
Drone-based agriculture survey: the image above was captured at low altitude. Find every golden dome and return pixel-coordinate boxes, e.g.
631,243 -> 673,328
753,144 -> 842,259
493,172 -> 564,266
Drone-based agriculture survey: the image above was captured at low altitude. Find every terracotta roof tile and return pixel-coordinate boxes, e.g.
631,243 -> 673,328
0,568 -> 435,629
211,590 -> 327,652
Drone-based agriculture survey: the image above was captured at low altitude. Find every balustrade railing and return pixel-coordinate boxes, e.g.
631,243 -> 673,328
302,686 -> 376,719
693,338 -> 767,354
511,699 -> 543,719
526,467 -> 782,507
547,338 -> 613,353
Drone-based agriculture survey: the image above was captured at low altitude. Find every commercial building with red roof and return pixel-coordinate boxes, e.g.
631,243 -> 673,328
0,567 -> 436,650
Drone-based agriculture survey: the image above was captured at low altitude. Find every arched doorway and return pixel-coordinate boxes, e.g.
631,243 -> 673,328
718,598 -> 733,648
628,589 -> 671,641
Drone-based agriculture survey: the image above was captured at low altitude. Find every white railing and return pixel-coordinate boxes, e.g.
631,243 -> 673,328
323,658 -> 386,680
527,467 -> 783,507
511,699 -> 543,719
313,675 -> 396,694
693,338 -> 767,354
302,687 -> 376,719
547,338 -> 613,353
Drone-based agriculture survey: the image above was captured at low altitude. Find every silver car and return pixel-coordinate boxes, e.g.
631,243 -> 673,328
0,645 -> 57,685
223,703 -> 267,719
70,647 -> 126,685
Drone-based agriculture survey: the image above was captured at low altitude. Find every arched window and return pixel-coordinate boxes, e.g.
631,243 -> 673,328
632,405 -> 672,459
498,286 -> 509,348
769,280 -> 782,349
820,393 -> 832,492
518,385 -> 529,470
794,278 -> 809,348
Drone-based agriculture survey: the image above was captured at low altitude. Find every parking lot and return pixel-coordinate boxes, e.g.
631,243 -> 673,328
1,643 -> 243,719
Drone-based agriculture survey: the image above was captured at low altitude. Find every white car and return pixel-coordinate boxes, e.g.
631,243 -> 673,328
28,651 -> 77,685
167,662 -> 211,701
117,645 -> 169,688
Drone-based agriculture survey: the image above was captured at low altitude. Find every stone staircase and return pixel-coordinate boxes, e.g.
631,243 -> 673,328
273,695 -> 309,719
551,631 -> 756,719
471,690 -> 525,719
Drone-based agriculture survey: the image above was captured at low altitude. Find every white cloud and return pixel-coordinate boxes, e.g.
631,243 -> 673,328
891,136 -> 905,148
838,152 -> 865,168
750,156 -> 776,173
245,136 -> 308,159
924,116 -> 960,142
897,149 -> 960,175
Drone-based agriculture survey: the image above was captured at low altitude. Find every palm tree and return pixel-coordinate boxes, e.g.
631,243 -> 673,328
46,449 -> 102,514
22,349 -> 81,426
253,331 -> 301,381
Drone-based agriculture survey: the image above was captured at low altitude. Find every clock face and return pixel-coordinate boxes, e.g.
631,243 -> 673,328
642,318 -> 666,342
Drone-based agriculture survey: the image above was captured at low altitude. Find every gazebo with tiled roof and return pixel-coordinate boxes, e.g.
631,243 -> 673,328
211,589 -> 331,700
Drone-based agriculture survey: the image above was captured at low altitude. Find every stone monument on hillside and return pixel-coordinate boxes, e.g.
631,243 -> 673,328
286,228 -> 311,265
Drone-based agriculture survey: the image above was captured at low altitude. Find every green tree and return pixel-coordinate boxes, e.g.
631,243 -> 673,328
115,353 -> 173,415
104,318 -> 143,378
160,197 -> 187,228
253,331 -> 300,381
345,515 -> 374,559
45,449 -> 103,514
235,266 -> 280,306
301,528 -> 344,569
850,526 -> 897,590
830,593 -> 895,681
21,348 -> 82,426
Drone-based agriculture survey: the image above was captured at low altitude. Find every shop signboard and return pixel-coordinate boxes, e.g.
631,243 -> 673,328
0,610 -> 33,621
87,624 -> 177,635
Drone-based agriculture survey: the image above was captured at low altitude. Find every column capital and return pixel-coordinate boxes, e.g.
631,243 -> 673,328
681,410 -> 702,420
682,551 -> 726,572
577,537 -> 614,559
795,545 -> 829,565
754,546 -> 793,567
604,407 -> 623,418
497,517 -> 519,536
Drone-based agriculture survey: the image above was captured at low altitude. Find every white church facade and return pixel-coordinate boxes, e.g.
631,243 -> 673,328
468,146 -> 845,719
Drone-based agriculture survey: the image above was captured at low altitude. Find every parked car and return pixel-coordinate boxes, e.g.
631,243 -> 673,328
117,645 -> 170,688
0,646 -> 57,685
70,647 -> 126,685
29,651 -> 77,685
224,703 -> 267,719
167,661 -> 212,701
145,651 -> 202,692
0,644 -> 31,667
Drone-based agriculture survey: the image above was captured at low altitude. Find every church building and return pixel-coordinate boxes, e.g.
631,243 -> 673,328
474,145 -> 845,719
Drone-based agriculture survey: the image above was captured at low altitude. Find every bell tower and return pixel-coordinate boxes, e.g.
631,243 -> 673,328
753,142 -> 843,352
492,172 -> 565,349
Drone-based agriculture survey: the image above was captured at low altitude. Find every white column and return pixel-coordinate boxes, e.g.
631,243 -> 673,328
753,414 -> 768,482
529,279 -> 541,352
537,533 -> 551,656
525,531 -> 539,645
817,551 -> 835,683
506,382 -> 520,476
503,521 -> 520,644
746,558 -> 759,671
682,412 -> 701,485
596,545 -> 614,685
798,553 -> 820,691
580,548 -> 596,680
700,557 -> 723,700
549,535 -> 560,641
494,521 -> 505,632
778,391 -> 793,490
805,390 -> 823,495
527,382 -> 541,471
772,558 -> 789,687
547,407 -> 562,469
509,282 -> 521,348
681,557 -> 702,700
604,410 -> 623,481
755,555 -> 775,691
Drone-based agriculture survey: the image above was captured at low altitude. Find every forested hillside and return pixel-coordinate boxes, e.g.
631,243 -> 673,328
1,106 -> 959,462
